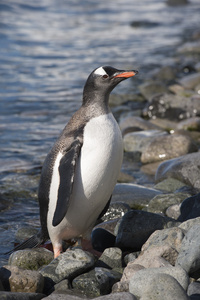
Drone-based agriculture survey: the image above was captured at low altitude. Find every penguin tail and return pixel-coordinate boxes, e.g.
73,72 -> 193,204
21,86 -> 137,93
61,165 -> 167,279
4,231 -> 46,257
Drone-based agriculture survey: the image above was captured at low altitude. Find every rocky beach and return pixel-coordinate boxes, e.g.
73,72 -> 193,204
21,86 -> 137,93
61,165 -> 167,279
1,0 -> 200,299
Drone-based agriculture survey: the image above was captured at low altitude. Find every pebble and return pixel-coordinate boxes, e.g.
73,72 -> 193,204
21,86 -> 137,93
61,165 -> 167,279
115,210 -> 178,251
8,248 -> 53,270
112,183 -> 162,209
166,204 -> 181,219
176,224 -> 200,276
155,152 -> 200,190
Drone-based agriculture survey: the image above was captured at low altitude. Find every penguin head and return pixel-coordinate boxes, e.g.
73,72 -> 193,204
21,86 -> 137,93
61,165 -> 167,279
83,66 -> 138,103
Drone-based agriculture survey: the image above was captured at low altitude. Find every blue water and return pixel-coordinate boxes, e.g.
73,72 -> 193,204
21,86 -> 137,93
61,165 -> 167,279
0,0 -> 200,264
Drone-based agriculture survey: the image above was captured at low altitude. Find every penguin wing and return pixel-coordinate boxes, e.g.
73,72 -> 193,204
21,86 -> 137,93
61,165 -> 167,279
52,139 -> 82,227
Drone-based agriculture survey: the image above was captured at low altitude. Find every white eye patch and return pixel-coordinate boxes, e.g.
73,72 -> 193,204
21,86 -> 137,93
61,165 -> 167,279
94,66 -> 108,76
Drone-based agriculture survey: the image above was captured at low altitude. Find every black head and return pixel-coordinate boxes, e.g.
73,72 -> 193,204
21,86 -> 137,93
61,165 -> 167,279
83,66 -> 138,106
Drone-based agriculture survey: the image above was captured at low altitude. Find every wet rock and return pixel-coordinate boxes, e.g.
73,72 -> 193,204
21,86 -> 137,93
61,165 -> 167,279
95,248 -> 122,269
123,129 -> 167,153
166,204 -> 181,219
137,273 -> 190,300
130,20 -> 160,28
166,0 -> 189,5
155,152 -> 200,189
0,292 -> 45,300
154,178 -> 187,192
40,249 -> 95,284
178,41 -> 200,54
147,192 -> 190,215
141,133 -> 198,164
8,248 -> 54,270
100,202 -> 131,223
178,193 -> 200,222
179,72 -> 200,90
143,92 -> 200,120
91,228 -> 116,252
179,216 -> 200,232
115,210 -> 178,251
176,224 -> 200,276
119,116 -> 160,135
72,267 -> 122,297
187,281 -> 200,298
0,265 -> 44,293
177,117 -> 200,131
112,183 -> 162,209
129,266 -> 189,298
139,81 -> 168,100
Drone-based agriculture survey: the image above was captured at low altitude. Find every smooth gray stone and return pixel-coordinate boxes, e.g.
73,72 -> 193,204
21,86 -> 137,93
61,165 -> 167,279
178,193 -> 200,222
129,266 -> 189,298
112,183 -> 162,209
155,152 -> 200,190
176,224 -> 200,275
139,274 -> 190,300
115,210 -> 178,251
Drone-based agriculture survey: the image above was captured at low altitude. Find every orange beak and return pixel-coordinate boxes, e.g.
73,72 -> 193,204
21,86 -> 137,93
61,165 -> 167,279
113,70 -> 138,78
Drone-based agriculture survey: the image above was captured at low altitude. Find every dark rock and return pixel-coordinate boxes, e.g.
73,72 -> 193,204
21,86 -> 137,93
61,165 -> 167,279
8,248 -> 53,270
130,20 -> 160,28
91,228 -> 116,252
155,152 -> 200,190
187,281 -> 200,297
0,292 -> 45,300
115,210 -> 178,251
178,193 -> 200,222
72,267 -> 122,298
176,224 -> 200,276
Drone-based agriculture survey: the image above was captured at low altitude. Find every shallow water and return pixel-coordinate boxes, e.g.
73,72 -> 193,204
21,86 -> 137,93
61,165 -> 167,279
0,0 -> 200,265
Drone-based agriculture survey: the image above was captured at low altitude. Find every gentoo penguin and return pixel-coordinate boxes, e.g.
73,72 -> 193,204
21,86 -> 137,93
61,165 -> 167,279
8,66 -> 138,258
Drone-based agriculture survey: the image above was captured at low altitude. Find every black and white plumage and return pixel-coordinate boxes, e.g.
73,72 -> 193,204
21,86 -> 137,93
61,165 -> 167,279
8,66 -> 138,258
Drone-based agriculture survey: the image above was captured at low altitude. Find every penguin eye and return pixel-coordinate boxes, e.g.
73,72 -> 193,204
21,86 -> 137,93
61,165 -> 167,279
102,74 -> 109,79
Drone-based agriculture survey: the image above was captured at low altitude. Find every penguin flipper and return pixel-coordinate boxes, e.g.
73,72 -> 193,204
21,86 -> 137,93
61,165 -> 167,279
52,139 -> 82,227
